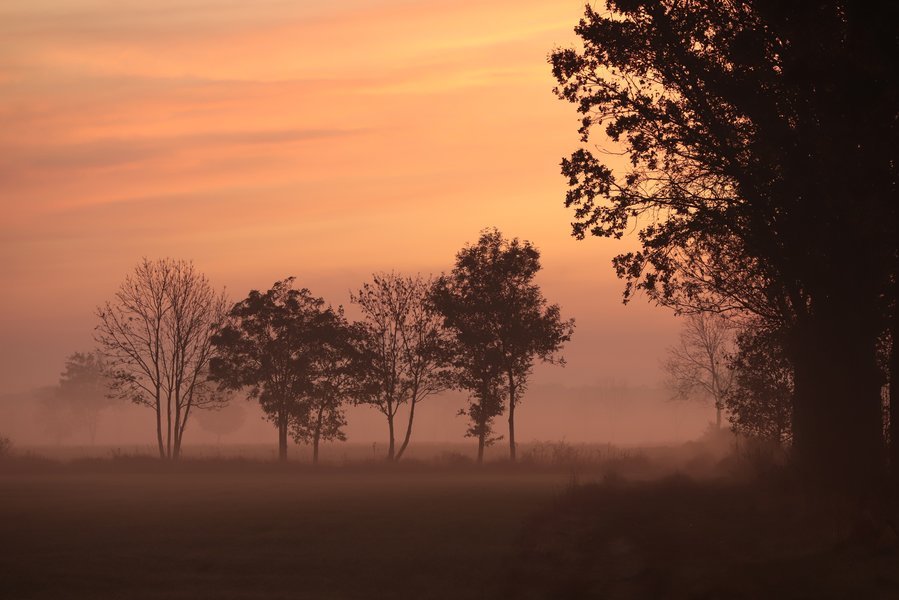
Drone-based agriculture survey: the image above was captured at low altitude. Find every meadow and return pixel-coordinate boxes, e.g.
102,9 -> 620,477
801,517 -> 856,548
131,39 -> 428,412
2,438 -> 896,599
0,455 -> 569,600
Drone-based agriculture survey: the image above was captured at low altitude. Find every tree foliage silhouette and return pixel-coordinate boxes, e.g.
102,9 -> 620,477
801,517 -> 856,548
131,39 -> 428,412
53,351 -> 116,444
725,323 -> 794,445
551,1 -> 899,486
294,311 -> 361,464
211,279 -> 350,462
432,229 -> 574,462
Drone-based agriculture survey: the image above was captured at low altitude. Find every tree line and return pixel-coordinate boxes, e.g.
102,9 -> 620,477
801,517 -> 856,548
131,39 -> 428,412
87,229 -> 573,463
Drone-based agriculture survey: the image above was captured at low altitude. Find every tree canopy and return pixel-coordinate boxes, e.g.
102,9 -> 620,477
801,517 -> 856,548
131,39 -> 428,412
432,229 -> 574,462
551,0 -> 898,487
210,279 -> 347,461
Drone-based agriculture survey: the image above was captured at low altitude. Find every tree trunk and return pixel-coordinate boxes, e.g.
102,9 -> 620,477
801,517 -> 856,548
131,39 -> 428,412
890,305 -> 899,486
386,408 -> 396,461
477,431 -> 485,464
278,411 -> 288,462
715,403 -> 722,430
155,396 -> 165,459
173,405 -> 182,460
312,405 -> 324,466
166,393 -> 173,459
790,309 -> 885,491
508,372 -> 517,462
395,399 -> 417,461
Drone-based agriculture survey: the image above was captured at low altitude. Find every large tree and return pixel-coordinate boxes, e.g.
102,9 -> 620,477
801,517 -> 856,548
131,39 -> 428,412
351,273 -> 452,461
210,279 -> 342,462
551,1 -> 898,487
96,258 -> 228,459
432,229 -> 574,461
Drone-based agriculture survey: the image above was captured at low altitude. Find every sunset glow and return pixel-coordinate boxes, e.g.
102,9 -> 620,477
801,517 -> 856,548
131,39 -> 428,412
1,0 -> 677,399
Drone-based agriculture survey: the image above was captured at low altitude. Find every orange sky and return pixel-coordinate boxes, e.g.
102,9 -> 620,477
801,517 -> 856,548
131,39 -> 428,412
0,0 -> 680,396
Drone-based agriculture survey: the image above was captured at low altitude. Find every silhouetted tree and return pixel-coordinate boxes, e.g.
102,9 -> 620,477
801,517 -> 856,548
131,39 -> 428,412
35,385 -> 75,445
551,2 -> 899,486
96,258 -> 228,459
725,324 -> 794,444
210,279 -> 343,462
351,273 -> 453,461
665,314 -> 735,429
54,351 -> 116,444
432,229 -> 574,461
292,310 -> 359,465
194,396 -> 246,445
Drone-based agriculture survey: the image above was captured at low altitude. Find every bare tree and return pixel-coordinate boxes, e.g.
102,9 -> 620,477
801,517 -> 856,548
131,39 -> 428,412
665,313 -> 735,429
96,258 -> 228,459
351,273 -> 452,461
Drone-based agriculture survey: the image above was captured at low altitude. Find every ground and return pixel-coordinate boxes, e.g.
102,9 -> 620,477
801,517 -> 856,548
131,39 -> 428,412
0,460 -> 566,600
508,476 -> 899,599
2,449 -> 899,599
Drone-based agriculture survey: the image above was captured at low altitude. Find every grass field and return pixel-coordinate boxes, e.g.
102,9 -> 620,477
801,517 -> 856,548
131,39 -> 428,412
0,461 -> 570,600
4,437 -> 897,599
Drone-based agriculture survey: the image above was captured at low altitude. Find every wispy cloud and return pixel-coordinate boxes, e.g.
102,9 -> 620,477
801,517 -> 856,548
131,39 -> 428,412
1,128 -> 365,171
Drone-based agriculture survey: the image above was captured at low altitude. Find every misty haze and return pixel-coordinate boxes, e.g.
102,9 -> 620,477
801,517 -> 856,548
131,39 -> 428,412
2,1 -> 898,599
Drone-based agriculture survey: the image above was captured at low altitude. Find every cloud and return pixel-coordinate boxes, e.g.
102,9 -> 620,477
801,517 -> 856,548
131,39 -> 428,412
1,127 -> 365,171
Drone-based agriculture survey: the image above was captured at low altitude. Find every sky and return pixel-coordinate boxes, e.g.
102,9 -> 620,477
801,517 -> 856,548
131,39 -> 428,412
0,0 -> 693,441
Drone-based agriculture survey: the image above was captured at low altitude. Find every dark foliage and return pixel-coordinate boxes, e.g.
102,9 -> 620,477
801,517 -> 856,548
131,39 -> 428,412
432,228 -> 574,462
551,1 -> 899,487
210,278 -> 352,462
726,324 -> 794,444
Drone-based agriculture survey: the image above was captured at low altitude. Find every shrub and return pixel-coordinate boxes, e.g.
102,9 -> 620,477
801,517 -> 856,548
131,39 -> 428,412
0,435 -> 12,458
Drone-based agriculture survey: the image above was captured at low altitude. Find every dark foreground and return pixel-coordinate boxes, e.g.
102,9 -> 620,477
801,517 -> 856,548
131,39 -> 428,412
0,462 -> 564,600
2,461 -> 898,599
510,476 -> 899,599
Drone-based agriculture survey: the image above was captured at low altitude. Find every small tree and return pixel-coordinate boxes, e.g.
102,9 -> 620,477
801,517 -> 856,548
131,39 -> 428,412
725,325 -> 794,445
292,310 -> 359,465
56,351 -> 116,444
351,273 -> 452,461
211,279 -> 343,462
431,229 -> 574,461
96,258 -> 228,459
665,313 -> 735,429
34,386 -> 75,444
194,398 -> 246,445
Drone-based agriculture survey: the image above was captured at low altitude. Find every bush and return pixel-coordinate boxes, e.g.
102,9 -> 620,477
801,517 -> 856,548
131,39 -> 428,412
0,435 -> 12,458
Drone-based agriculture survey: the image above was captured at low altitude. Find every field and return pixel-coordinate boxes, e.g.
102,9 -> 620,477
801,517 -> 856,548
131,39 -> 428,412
3,441 -> 898,599
0,459 -> 570,600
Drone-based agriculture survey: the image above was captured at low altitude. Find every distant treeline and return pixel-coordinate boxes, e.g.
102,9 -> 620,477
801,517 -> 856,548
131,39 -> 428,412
80,228 -> 573,464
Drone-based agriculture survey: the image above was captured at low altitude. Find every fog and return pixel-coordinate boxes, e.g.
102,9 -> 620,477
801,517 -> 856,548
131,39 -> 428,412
0,379 -> 713,452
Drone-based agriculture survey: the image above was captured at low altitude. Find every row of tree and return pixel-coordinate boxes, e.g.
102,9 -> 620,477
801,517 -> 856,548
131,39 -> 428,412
92,229 -> 574,462
551,0 -> 898,489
